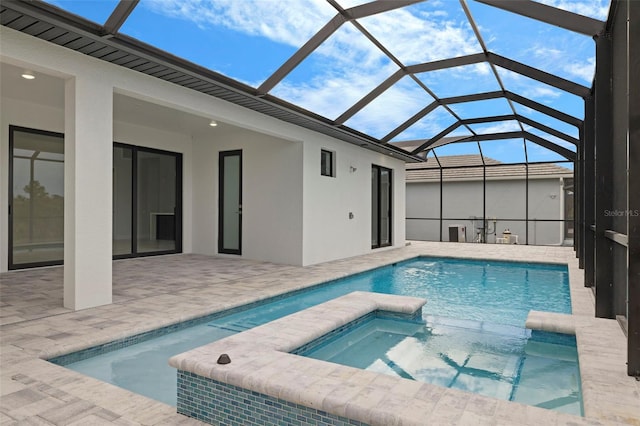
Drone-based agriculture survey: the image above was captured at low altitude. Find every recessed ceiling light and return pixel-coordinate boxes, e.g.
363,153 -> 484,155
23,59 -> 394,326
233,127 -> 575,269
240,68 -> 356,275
209,120 -> 218,127
21,71 -> 35,80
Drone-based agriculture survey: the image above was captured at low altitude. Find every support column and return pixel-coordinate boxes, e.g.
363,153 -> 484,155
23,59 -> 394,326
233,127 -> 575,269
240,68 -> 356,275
584,97 -> 595,287
628,0 -> 640,377
594,33 -> 614,318
64,76 -> 113,310
574,142 -> 581,262
573,123 -> 587,269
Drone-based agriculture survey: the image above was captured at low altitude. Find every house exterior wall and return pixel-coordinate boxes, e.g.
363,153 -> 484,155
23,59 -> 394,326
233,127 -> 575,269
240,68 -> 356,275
406,178 -> 565,245
302,139 -> 406,266
1,26 -> 406,288
191,126 -> 304,266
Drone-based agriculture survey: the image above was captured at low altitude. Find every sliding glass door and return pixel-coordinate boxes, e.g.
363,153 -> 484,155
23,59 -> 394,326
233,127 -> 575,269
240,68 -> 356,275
9,126 -> 64,269
113,143 -> 182,258
113,145 -> 133,256
372,165 -> 392,249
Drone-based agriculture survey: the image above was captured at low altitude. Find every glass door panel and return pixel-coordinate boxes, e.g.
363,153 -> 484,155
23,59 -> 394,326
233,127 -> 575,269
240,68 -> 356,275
113,146 -> 133,256
372,165 -> 392,249
380,168 -> 392,246
137,150 -> 177,253
371,167 -> 379,247
219,150 -> 242,254
9,127 -> 64,268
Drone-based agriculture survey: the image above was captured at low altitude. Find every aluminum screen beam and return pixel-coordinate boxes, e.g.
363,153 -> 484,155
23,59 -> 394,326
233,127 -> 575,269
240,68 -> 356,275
334,69 -> 405,125
593,33 -> 615,319
517,115 -> 579,145
389,90 -> 581,147
476,0 -> 605,36
348,52 -> 590,133
406,53 -> 486,74
258,0 -> 422,95
451,131 -> 576,160
462,114 -> 580,145
337,53 -> 487,126
410,122 -> 462,154
437,90 -> 582,127
381,101 -> 439,142
257,14 -> 345,95
347,0 -> 425,19
439,91 -> 504,105
460,0 -> 526,134
409,114 -> 578,155
103,0 -> 138,35
525,132 -> 576,161
488,52 -> 591,98
505,91 -> 583,127
461,115 -> 514,125
583,96 -> 596,288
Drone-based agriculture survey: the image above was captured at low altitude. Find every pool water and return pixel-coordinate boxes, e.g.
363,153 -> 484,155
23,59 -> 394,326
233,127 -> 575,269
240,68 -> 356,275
302,316 -> 582,415
61,257 -> 577,411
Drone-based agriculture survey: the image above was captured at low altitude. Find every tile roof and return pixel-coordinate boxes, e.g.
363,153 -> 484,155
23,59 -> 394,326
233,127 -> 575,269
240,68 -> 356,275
405,154 -> 572,182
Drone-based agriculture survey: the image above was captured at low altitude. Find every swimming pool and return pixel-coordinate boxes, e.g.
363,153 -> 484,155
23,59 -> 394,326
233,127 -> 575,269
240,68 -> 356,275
300,316 -> 582,415
54,257 -> 574,409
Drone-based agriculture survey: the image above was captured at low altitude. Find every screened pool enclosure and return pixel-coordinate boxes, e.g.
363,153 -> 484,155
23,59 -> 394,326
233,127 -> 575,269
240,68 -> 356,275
0,0 -> 637,376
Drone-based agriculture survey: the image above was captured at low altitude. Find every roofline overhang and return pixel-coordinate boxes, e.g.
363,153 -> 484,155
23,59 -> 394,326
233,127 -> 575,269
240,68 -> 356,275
0,0 -> 423,163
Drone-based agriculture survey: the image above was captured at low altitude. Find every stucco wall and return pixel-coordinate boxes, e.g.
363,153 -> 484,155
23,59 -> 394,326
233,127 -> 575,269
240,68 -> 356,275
302,139 -> 406,266
1,25 -> 406,274
192,126 -> 304,266
406,178 -> 566,245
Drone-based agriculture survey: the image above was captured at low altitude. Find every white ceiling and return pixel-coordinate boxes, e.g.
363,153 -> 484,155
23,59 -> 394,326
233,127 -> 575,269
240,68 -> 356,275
1,62 -> 64,108
1,61 -> 225,137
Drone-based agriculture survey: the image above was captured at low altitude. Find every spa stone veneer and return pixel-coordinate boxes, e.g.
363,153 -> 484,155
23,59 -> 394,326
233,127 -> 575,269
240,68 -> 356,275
170,292 -> 426,426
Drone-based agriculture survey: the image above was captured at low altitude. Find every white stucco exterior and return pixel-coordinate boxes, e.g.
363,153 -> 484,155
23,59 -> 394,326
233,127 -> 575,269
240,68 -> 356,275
406,176 -> 571,245
0,26 -> 406,309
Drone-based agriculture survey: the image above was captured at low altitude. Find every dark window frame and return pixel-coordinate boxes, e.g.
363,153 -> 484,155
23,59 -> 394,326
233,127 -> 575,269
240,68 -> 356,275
371,164 -> 393,249
112,142 -> 183,260
8,125 -> 65,270
321,149 -> 335,177
218,149 -> 243,255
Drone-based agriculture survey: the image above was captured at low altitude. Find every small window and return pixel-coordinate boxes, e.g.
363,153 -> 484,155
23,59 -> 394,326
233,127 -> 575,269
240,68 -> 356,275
321,149 -> 335,177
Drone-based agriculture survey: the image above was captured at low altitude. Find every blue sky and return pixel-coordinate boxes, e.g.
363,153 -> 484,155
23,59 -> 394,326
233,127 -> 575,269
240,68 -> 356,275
50,0 -> 610,165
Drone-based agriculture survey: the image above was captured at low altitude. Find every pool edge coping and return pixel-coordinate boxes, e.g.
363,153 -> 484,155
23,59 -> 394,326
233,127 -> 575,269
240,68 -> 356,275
169,291 -> 588,426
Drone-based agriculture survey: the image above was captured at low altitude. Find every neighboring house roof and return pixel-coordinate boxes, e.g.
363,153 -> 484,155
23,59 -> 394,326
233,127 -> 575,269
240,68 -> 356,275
405,155 -> 573,182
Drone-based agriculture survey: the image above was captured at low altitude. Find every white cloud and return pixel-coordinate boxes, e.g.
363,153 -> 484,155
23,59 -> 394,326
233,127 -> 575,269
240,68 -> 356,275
272,63 -> 398,121
141,0 -> 582,141
532,46 -> 563,58
525,127 -> 577,151
395,106 -> 459,141
480,138 -> 526,162
525,86 -> 563,100
360,7 -> 482,64
497,67 -> 565,101
563,57 -> 595,83
144,0 -> 334,47
474,121 -> 521,135
527,42 -> 595,84
535,0 -> 610,20
343,78 -> 437,137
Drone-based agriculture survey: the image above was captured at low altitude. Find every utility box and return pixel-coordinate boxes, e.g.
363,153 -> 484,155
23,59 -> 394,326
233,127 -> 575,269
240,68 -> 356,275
448,225 -> 466,242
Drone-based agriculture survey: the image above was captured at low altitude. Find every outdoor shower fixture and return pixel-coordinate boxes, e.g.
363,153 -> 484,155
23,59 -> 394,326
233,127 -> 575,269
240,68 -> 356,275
471,216 -> 497,243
